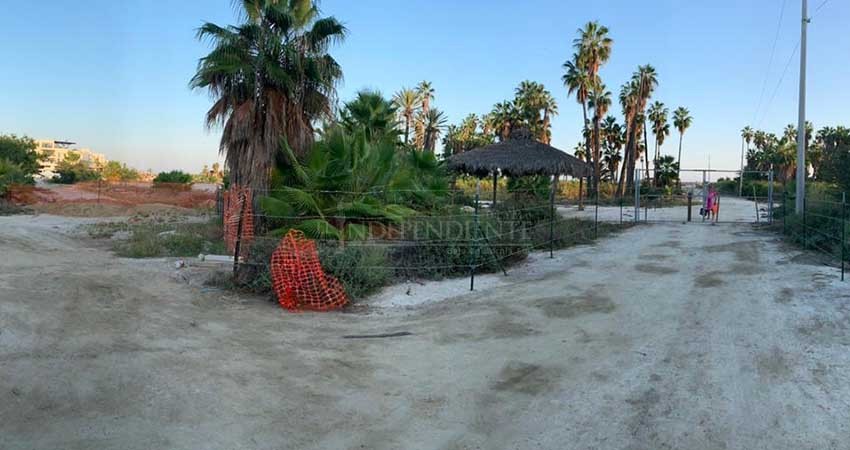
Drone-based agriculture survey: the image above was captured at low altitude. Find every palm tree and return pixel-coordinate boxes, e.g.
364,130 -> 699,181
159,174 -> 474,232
422,109 -> 447,153
341,90 -> 399,142
393,88 -> 420,145
588,84 -> 612,187
562,55 -> 594,174
573,21 -> 613,191
647,101 -> 668,162
672,107 -> 692,186
622,65 -> 658,193
602,115 -> 623,182
190,0 -> 346,194
413,81 -> 435,148
515,81 -> 558,143
489,101 -> 521,141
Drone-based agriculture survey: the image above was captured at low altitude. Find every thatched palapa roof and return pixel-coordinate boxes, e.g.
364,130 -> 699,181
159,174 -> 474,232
446,129 -> 591,178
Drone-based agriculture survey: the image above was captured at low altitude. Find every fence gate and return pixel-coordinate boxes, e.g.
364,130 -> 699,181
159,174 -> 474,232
628,168 -> 775,225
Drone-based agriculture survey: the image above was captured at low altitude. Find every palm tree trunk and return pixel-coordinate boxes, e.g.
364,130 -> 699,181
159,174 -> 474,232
581,102 -> 594,194
593,116 -> 602,195
676,132 -> 683,190
404,116 -> 410,145
643,119 -> 651,185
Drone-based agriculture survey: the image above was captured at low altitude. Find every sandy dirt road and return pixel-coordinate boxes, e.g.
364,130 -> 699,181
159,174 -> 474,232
1,214 -> 849,450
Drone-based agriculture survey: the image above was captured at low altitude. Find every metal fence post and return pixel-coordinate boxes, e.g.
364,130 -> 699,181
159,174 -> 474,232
469,180 -> 480,291
634,169 -> 640,224
232,191 -> 247,276
803,197 -> 808,250
619,196 -> 623,225
550,176 -> 556,258
768,167 -> 775,225
842,192 -> 846,281
783,191 -> 787,234
594,180 -> 599,239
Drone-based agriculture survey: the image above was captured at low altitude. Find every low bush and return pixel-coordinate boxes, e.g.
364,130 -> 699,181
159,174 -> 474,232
153,170 -> 193,185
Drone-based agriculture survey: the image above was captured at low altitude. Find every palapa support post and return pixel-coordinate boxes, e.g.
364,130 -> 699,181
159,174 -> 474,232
492,171 -> 498,208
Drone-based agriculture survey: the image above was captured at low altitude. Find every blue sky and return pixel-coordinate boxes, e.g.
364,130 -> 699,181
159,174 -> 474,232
1,0 -> 848,177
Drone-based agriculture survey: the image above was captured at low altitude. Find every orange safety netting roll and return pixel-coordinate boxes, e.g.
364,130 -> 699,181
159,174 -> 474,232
270,230 -> 349,312
223,186 -> 254,256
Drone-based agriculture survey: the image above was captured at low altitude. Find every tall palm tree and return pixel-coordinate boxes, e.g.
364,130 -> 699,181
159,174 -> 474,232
190,0 -> 346,193
624,65 -> 658,192
562,55 -> 594,169
647,101 -> 668,162
422,109 -> 447,153
414,81 -> 435,148
393,88 -> 420,145
672,107 -> 692,185
588,84 -> 612,186
602,115 -> 623,182
573,21 -> 613,190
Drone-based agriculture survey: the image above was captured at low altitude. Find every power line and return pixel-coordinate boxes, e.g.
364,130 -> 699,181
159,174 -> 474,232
756,39 -> 801,128
752,0 -> 788,126
812,0 -> 831,17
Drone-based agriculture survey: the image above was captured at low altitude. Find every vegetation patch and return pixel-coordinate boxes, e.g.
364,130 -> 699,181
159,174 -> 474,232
87,218 -> 226,258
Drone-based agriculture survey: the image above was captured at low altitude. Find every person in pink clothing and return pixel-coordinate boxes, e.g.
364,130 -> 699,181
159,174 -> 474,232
705,185 -> 719,222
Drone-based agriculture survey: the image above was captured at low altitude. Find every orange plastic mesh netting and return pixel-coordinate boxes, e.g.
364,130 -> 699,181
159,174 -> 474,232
270,230 -> 349,312
223,186 -> 254,256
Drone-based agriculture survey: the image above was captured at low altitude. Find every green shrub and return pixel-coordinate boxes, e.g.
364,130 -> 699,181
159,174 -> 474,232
0,135 -> 40,179
153,170 -> 193,184
234,236 -> 391,299
0,158 -> 29,197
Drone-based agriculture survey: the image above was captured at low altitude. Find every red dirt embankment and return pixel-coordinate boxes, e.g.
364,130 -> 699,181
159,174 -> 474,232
8,182 -> 217,217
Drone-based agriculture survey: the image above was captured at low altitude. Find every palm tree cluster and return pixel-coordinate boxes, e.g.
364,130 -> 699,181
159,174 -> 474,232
485,81 -> 559,144
191,0 -> 346,193
738,122 -> 843,185
442,114 -> 495,157
562,22 -> 692,196
392,81 -> 447,153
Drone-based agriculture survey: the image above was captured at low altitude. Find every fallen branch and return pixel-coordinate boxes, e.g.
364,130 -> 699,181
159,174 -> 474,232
342,331 -> 412,339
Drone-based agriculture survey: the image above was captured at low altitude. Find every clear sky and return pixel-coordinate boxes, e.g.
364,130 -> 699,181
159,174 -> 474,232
1,0 -> 847,178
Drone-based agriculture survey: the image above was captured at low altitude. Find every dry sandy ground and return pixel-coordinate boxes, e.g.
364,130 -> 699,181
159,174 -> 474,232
2,214 -> 850,450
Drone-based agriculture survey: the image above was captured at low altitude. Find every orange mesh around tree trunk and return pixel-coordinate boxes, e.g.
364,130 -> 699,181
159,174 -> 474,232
223,186 -> 254,257
270,230 -> 349,312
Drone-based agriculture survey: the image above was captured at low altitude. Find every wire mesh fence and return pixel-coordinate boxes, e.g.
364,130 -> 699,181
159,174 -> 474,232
221,183 -> 634,301
778,192 -> 848,281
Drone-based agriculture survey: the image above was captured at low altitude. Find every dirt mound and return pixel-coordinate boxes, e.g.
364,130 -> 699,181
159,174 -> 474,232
8,182 -> 217,217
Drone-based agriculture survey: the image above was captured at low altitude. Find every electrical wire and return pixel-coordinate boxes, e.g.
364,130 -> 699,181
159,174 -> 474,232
752,0 -> 788,126
756,39 -> 801,128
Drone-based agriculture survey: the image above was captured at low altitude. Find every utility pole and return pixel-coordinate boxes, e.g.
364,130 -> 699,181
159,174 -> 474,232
795,0 -> 808,213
